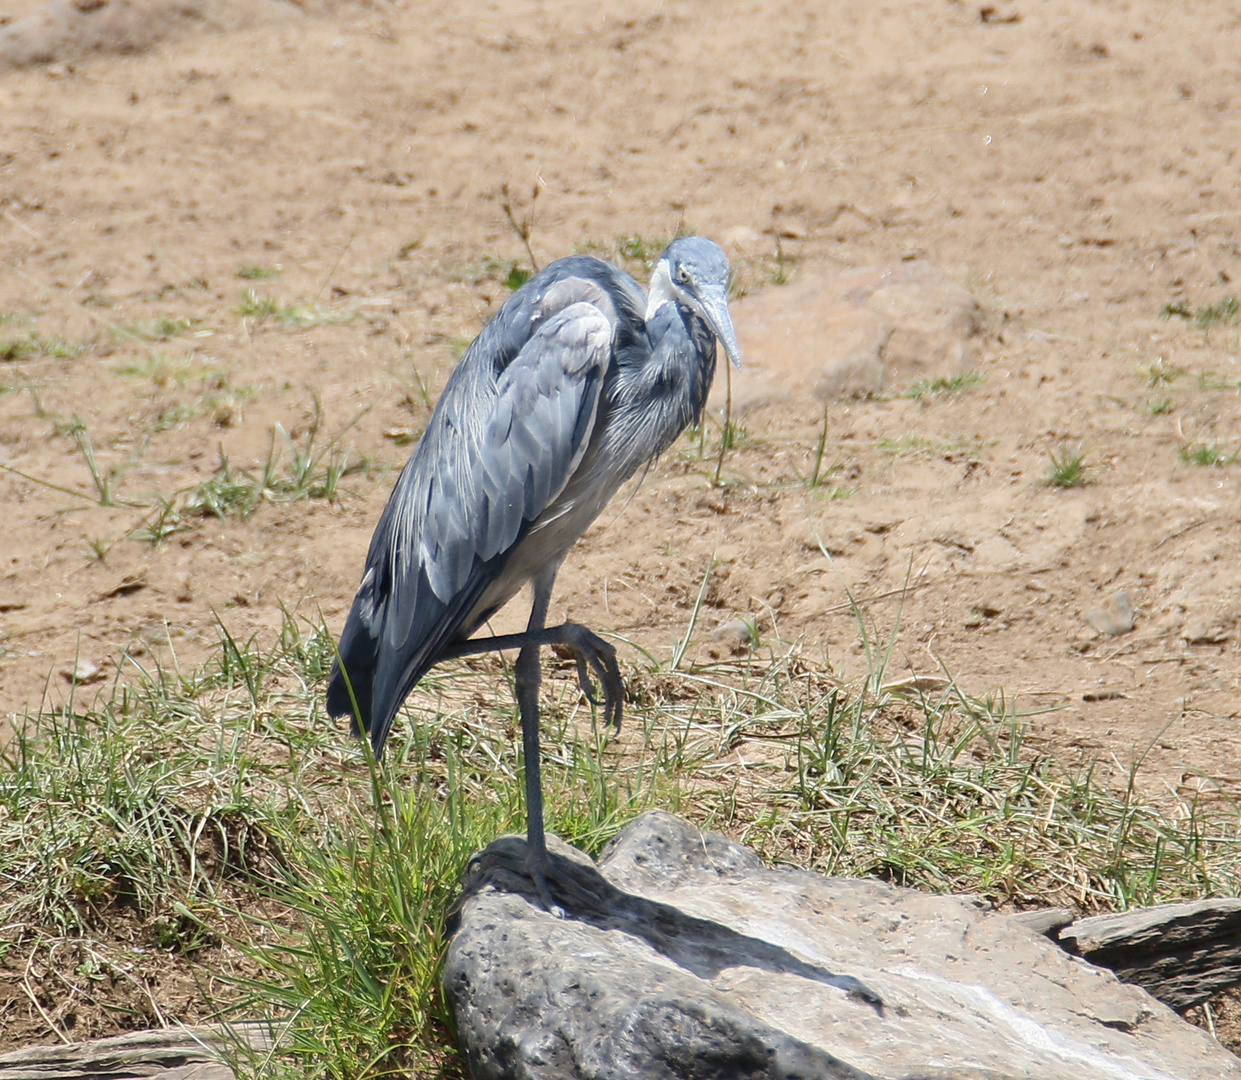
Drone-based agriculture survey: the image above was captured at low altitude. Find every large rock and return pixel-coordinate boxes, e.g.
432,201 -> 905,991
1060,898 -> 1241,1010
444,811 -> 1240,1080
719,264 -> 983,411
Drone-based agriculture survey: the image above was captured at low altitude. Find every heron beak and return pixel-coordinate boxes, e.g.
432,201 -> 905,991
699,285 -> 743,371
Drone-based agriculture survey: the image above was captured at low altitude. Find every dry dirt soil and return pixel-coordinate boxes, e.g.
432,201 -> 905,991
1,0 -> 1241,1051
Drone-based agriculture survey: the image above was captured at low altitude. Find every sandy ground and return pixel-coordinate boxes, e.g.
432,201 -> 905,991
2,0 -> 1241,1057
4,0 -> 1241,794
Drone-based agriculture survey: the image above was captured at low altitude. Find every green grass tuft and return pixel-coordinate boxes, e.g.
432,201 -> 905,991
238,264 -> 282,280
575,226 -> 695,277
112,316 -> 195,344
238,291 -> 353,328
1045,446 -> 1093,488
1161,295 -> 1241,331
1179,442 -> 1236,467
133,401 -> 371,544
1141,359 -> 1185,387
903,371 -> 985,400
0,334 -> 85,361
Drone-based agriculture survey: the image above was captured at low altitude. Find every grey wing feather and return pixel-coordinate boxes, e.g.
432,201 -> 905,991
420,301 -> 612,601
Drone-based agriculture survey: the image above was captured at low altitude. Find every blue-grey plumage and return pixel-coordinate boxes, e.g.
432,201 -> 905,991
329,240 -> 739,904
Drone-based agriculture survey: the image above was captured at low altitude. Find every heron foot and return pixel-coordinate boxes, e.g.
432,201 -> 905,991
441,623 -> 624,731
528,851 -> 566,919
549,622 -> 623,734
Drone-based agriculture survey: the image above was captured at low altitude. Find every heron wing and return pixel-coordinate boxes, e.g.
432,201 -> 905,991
420,301 -> 613,604
327,297 -> 615,753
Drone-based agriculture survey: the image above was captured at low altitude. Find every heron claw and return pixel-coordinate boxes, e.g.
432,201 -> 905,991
573,653 -> 600,705
555,623 -> 624,735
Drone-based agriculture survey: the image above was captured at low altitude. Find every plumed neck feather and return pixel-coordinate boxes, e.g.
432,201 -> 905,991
645,259 -> 676,322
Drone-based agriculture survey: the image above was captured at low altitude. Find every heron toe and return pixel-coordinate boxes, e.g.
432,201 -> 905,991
525,845 -> 567,918
556,622 -> 623,733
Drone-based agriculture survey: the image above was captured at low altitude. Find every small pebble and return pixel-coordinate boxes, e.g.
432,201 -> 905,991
1084,590 -> 1134,636
711,618 -> 755,649
62,659 -> 104,684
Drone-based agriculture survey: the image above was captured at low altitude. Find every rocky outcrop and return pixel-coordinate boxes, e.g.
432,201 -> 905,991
1060,898 -> 1241,1011
444,811 -> 1240,1079
721,264 -> 984,411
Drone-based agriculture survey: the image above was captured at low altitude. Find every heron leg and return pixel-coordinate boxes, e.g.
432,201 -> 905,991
516,565 -> 562,916
443,622 -> 623,733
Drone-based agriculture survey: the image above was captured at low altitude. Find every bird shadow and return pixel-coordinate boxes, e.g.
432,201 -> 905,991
448,835 -> 883,1014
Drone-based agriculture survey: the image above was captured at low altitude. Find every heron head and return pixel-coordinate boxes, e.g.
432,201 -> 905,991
651,237 -> 743,370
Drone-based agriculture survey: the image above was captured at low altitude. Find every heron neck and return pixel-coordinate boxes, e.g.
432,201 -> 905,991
645,259 -> 676,322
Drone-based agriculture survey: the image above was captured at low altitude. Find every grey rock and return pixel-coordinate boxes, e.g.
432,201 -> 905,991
0,1024 -> 272,1080
0,0 -> 320,73
710,617 -> 756,650
1060,898 -> 1241,1009
717,264 -> 983,412
1010,906 -> 1076,938
1181,612 -> 1233,645
445,811 -> 1240,1079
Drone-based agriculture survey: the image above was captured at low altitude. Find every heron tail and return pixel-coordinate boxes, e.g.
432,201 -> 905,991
326,583 -> 458,760
326,615 -> 380,747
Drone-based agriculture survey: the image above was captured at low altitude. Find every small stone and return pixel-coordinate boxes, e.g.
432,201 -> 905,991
1082,689 -> 1127,702
1084,590 -> 1135,636
880,675 -> 950,696
62,659 -> 103,684
964,602 -> 1000,628
711,617 -> 755,649
1183,617 -> 1231,645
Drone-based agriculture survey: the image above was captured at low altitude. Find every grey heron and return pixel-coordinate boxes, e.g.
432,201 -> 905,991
327,236 -> 741,904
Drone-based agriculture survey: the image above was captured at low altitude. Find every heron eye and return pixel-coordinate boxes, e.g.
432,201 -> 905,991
676,266 -> 689,284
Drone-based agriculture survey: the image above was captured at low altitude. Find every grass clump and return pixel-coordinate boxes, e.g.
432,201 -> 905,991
877,433 -> 985,463
136,421 -> 368,542
903,371 -> 984,400
113,316 -> 195,344
0,622 -> 321,1041
238,264 -> 282,280
1044,446 -> 1093,488
452,254 -> 533,292
238,290 -> 352,329
1198,371 -> 1241,392
1141,358 -> 1185,387
0,334 -> 84,361
1162,295 -> 1241,331
769,674 -> 1237,907
114,350 -> 226,389
1179,442 -> 1236,467
576,226 -> 695,278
